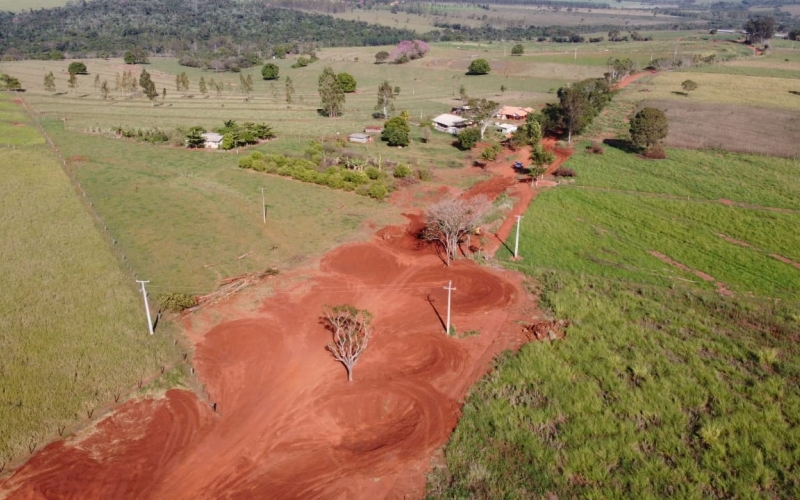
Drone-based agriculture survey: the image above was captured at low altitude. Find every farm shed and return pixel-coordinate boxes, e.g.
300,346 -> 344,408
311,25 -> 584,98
497,123 -> 518,134
432,113 -> 469,135
364,125 -> 383,134
201,132 -> 224,149
348,133 -> 372,144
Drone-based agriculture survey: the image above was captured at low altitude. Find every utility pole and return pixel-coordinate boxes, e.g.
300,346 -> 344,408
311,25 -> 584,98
261,187 -> 266,223
513,215 -> 523,258
136,280 -> 154,335
443,280 -> 456,335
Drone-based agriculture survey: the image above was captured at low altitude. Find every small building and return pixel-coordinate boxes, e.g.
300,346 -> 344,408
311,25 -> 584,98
348,133 -> 372,144
497,123 -> 518,134
432,113 -> 470,135
496,106 -> 534,121
201,132 -> 224,149
364,125 -> 383,134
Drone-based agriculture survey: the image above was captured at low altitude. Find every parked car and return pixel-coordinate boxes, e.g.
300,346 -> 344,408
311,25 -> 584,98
512,161 -> 524,170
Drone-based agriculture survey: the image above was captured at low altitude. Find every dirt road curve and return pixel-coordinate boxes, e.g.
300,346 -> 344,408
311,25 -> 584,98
1,212 -> 534,499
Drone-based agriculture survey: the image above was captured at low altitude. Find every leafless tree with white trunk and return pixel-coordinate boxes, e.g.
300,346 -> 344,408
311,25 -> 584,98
423,196 -> 490,266
324,305 -> 373,382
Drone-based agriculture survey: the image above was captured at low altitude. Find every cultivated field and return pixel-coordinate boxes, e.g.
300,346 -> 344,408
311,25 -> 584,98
0,94 -> 179,467
431,143 -> 800,498
327,4 -> 689,32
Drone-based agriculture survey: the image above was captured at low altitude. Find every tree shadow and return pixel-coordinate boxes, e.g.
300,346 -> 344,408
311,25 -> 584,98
426,294 -> 446,332
790,91 -> 800,97
672,91 -> 689,97
603,138 -> 639,154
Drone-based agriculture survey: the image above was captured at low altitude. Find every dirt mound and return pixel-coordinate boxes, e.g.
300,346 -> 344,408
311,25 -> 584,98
321,243 -> 406,284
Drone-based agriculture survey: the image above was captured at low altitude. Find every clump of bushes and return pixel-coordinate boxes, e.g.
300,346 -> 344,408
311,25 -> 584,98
112,125 -> 179,145
553,167 -> 576,177
159,293 -> 198,312
393,164 -> 413,178
237,147 -> 398,200
216,120 -> 275,150
480,143 -> 503,162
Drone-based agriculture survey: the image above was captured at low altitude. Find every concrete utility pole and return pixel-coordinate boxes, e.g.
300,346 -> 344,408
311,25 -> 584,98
514,215 -> 523,258
443,280 -> 456,335
261,187 -> 266,223
136,280 -> 154,335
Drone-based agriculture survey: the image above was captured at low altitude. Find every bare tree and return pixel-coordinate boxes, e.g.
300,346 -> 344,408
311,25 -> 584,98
423,196 -> 490,266
324,305 -> 372,382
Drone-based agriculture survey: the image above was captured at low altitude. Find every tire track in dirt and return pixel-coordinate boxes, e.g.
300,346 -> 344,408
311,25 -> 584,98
1,218 -> 531,500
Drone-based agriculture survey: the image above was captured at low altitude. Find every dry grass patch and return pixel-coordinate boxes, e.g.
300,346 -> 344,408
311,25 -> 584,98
640,99 -> 800,158
623,71 -> 800,111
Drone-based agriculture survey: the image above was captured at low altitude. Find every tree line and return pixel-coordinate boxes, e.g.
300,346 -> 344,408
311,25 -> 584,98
0,0 -> 419,61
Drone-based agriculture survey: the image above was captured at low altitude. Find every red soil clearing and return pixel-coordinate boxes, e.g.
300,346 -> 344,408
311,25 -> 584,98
615,70 -> 656,90
1,219 -> 533,499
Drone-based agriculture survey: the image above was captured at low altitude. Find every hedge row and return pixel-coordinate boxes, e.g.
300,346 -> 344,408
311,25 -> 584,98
238,152 -> 394,200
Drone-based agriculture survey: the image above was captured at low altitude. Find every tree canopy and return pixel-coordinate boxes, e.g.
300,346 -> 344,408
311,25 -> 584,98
261,63 -> 280,80
511,44 -> 524,56
68,62 -> 87,75
629,107 -> 669,150
744,16 -> 775,45
318,66 -> 345,118
0,0 -> 419,61
375,80 -> 396,119
382,116 -> 410,147
467,58 -> 491,75
336,72 -> 357,93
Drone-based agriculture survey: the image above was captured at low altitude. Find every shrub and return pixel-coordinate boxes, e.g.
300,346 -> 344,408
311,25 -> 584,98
644,144 -> 667,159
238,157 -> 253,169
587,141 -> 604,154
158,293 -> 197,312
553,167 -> 576,177
393,164 -> 413,178
68,61 -> 87,75
457,127 -> 481,150
336,72 -> 357,93
368,182 -> 389,200
467,58 -> 491,75
365,166 -> 381,180
261,63 -> 279,80
416,167 -> 432,181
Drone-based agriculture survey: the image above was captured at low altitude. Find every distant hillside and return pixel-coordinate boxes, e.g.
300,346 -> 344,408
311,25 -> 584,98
0,0 -> 419,60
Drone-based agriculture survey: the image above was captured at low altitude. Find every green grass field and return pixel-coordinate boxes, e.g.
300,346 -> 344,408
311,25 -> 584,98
0,94 -> 178,465
40,119 -> 401,293
428,145 -> 800,498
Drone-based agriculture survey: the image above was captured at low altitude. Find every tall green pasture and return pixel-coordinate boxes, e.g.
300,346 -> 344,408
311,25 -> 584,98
0,95 -> 177,465
40,119 -> 400,293
429,145 -> 800,498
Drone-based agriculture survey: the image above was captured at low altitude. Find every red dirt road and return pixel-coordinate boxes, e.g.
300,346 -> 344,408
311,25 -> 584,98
1,215 -> 534,499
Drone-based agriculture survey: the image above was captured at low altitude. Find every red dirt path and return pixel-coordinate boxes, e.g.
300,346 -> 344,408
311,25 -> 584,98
1,206 -> 536,498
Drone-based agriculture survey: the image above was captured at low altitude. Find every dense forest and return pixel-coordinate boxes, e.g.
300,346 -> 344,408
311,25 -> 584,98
0,0 -> 418,60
